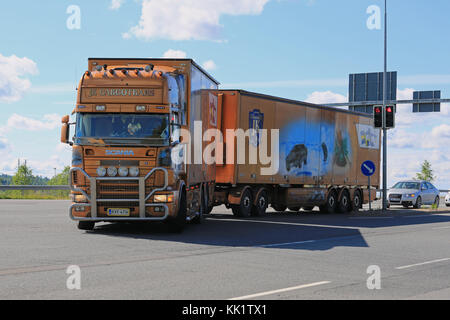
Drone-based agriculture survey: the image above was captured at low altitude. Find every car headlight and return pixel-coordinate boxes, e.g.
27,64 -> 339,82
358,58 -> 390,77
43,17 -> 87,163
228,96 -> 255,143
107,166 -> 118,177
118,167 -> 129,177
408,194 -> 416,198
129,167 -> 139,177
96,166 -> 106,177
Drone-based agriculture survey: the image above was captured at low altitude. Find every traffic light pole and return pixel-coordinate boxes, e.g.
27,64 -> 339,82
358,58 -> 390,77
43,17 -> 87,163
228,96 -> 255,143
382,0 -> 388,211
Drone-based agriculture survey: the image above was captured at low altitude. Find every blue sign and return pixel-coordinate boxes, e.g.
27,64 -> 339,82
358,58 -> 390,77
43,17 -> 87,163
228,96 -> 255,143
361,160 -> 376,177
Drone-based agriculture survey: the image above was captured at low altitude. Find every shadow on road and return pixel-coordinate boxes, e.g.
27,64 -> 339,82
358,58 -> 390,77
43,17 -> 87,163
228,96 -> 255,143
85,207 -> 450,251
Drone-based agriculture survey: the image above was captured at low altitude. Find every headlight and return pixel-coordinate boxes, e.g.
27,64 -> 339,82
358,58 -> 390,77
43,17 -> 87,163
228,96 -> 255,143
129,167 -> 139,177
118,167 -> 129,177
153,194 -> 174,203
408,194 -> 416,198
96,166 -> 106,177
73,194 -> 88,203
107,166 -> 118,177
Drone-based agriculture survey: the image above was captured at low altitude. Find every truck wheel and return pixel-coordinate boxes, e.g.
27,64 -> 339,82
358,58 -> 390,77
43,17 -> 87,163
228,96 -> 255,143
351,191 -> 362,212
413,196 -> 422,209
77,221 -> 95,231
302,206 -> 315,211
272,204 -> 287,212
168,191 -> 187,232
320,190 -> 337,214
338,190 -> 351,213
231,188 -> 253,217
288,207 -> 301,212
252,190 -> 269,216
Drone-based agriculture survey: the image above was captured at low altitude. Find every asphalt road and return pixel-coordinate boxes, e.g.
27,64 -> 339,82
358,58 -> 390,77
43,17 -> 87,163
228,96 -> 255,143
1,200 -> 450,300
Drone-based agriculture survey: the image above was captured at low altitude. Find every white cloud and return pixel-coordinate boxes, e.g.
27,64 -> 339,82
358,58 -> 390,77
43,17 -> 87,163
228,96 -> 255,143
202,60 -> 217,71
3,113 -> 61,132
0,54 -> 38,103
109,0 -> 125,10
305,90 -> 347,105
162,49 -> 187,59
124,0 -> 270,41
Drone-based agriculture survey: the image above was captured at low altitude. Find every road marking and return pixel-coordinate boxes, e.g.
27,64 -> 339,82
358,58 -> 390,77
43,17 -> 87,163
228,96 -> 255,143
402,215 -> 435,218
432,226 -> 450,230
349,217 -> 393,219
396,258 -> 450,270
207,217 -> 353,229
229,281 -> 331,300
261,240 -> 316,248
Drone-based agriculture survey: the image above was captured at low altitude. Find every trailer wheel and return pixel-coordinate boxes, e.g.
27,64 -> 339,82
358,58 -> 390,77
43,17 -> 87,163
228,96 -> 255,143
167,190 -> 187,233
352,190 -> 362,212
77,221 -> 95,231
320,190 -> 337,214
288,207 -> 301,212
272,204 -> 287,212
231,188 -> 253,217
251,190 -> 269,216
338,190 -> 351,213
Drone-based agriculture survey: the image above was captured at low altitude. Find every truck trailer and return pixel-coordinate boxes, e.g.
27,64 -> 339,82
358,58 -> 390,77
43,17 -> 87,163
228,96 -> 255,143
62,58 -> 219,232
212,90 -> 381,216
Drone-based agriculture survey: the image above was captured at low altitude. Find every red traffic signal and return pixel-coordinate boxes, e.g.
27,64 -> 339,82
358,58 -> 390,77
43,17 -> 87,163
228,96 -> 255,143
385,105 -> 395,128
373,106 -> 383,128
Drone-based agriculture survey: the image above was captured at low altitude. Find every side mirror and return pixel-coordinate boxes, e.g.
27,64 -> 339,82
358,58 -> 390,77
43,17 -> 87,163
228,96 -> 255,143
61,115 -> 72,145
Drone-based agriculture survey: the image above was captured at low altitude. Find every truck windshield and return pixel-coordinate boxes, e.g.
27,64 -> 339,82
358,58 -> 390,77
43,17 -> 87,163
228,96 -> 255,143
75,113 -> 169,146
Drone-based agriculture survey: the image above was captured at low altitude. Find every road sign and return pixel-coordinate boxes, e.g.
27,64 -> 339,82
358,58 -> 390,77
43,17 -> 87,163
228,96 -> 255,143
361,160 -> 376,177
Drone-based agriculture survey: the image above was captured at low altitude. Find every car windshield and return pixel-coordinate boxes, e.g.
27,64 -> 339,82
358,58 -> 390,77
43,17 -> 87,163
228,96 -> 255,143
75,113 -> 169,146
392,182 -> 420,190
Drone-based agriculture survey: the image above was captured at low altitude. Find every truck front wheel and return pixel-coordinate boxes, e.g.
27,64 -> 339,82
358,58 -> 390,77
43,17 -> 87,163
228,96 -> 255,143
168,191 -> 187,232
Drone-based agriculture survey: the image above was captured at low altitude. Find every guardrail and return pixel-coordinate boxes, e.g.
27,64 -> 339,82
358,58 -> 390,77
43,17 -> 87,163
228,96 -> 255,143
0,185 -> 70,191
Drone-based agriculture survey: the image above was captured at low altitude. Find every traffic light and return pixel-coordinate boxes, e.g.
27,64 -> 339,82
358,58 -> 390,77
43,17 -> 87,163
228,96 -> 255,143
385,105 -> 395,128
373,105 -> 383,128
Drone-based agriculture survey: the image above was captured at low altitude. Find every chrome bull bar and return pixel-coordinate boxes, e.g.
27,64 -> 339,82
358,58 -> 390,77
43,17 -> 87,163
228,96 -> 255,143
69,167 -> 170,221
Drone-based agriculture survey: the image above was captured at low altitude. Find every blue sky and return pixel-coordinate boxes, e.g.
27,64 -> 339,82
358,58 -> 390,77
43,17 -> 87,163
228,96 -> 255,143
0,0 -> 449,188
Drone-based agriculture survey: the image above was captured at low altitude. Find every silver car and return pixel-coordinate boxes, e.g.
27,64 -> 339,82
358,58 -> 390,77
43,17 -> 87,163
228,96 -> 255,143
445,192 -> 450,207
387,180 -> 440,209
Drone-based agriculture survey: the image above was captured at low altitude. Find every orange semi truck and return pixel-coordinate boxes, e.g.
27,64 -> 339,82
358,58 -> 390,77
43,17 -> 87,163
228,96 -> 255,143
62,58 -> 381,232
61,58 -> 219,231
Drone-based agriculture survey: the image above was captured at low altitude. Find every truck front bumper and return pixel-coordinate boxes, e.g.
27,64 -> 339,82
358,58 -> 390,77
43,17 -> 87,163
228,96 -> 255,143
69,167 -> 171,222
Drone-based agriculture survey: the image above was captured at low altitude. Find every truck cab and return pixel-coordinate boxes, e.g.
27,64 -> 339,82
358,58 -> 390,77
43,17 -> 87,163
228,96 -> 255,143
62,58 -> 219,232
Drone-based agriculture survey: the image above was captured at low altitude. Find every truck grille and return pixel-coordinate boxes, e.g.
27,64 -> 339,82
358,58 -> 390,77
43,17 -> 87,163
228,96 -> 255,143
97,180 -> 139,200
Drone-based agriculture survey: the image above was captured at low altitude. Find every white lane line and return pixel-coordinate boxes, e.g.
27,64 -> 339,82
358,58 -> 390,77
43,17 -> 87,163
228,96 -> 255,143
402,215 -> 435,218
349,217 -> 393,220
229,281 -> 331,300
396,258 -> 450,270
207,218 -> 352,229
432,226 -> 450,230
261,240 -> 316,248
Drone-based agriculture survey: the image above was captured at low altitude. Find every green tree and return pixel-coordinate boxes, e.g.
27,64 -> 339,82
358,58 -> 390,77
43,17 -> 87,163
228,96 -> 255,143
415,160 -> 435,182
48,166 -> 70,186
12,163 -> 34,185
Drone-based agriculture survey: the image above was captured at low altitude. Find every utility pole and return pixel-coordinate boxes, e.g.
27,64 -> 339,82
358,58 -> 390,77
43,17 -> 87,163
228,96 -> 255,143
382,0 -> 388,211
